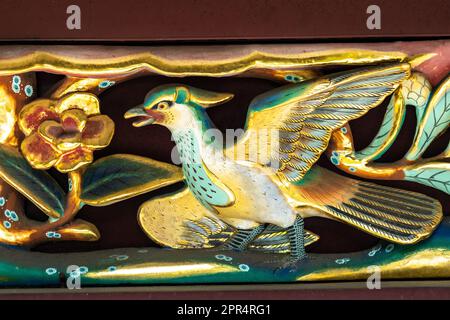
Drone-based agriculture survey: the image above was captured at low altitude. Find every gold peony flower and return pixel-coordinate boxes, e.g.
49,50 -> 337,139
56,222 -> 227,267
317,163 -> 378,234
19,93 -> 114,173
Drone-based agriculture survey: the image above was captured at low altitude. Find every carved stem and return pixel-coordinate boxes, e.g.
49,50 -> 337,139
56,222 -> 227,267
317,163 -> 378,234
33,169 -> 84,235
0,167 -> 99,247
326,73 -> 447,182
327,123 -> 445,181
9,169 -> 93,247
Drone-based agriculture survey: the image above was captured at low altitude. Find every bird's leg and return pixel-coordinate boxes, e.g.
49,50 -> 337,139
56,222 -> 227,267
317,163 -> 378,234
275,216 -> 307,273
224,225 -> 265,251
287,216 -> 307,261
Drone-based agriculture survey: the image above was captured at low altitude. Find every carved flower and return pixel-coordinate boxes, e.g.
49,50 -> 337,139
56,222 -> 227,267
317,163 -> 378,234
18,93 -> 114,173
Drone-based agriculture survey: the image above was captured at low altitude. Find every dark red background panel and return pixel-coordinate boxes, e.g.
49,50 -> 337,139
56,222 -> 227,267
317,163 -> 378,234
0,0 -> 448,41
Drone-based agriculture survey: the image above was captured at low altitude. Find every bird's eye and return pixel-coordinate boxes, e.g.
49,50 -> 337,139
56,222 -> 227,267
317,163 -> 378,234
156,101 -> 170,110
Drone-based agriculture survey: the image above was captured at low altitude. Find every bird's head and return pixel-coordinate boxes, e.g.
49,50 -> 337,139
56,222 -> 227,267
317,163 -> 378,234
124,84 -> 233,129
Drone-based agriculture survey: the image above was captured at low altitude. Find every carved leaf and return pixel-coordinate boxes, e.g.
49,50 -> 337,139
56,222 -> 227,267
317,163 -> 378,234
0,145 -> 66,218
355,91 -> 404,161
407,76 -> 450,160
404,163 -> 450,194
80,154 -> 184,206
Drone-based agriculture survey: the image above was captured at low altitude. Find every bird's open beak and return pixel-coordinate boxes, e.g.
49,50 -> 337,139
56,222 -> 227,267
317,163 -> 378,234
124,105 -> 155,127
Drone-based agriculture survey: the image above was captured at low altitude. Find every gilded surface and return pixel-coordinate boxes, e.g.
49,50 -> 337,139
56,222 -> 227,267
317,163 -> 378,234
0,43 -> 446,285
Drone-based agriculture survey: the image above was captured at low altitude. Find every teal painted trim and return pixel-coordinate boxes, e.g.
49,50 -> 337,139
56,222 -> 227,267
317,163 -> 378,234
2,218 -> 450,286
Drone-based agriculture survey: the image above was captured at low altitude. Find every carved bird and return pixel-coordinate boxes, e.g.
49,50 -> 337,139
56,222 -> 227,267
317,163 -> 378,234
125,63 -> 442,262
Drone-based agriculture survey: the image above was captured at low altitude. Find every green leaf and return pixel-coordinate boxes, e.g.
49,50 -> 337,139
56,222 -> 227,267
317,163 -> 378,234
407,76 -> 450,160
0,145 -> 66,218
355,91 -> 405,161
80,154 -> 184,206
404,162 -> 450,194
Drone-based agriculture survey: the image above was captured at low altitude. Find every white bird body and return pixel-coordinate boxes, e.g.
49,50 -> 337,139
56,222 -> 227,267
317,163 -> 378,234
170,107 -> 301,229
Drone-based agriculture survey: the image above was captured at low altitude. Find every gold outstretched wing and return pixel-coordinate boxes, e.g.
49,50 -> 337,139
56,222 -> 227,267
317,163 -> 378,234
235,63 -> 411,182
138,187 -> 229,248
138,187 -> 319,252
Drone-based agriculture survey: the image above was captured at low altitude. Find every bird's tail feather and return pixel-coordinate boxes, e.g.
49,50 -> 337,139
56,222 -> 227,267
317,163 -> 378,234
290,167 -> 442,244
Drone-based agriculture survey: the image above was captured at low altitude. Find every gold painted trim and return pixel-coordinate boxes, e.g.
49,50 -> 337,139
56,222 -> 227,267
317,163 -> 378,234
0,49 -> 409,78
298,249 -> 450,281
88,262 -> 237,280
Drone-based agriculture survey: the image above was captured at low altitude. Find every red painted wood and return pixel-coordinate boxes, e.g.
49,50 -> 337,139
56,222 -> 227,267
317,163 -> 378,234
0,0 -> 448,41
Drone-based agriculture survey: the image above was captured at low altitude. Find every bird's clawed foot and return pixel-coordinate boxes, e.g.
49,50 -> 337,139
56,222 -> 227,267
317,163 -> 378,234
222,225 -> 265,251
275,216 -> 308,273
